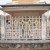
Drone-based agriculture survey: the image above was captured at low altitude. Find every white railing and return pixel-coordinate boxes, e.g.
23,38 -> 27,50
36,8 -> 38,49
4,16 -> 42,40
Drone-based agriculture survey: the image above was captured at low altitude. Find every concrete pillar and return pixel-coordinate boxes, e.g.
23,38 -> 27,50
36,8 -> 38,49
1,15 -> 5,40
42,14 -> 47,40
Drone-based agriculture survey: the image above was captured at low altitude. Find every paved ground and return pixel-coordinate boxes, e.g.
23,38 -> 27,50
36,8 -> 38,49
0,43 -> 50,50
0,48 -> 50,50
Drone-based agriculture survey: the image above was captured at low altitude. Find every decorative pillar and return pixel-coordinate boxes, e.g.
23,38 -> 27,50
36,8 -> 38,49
42,14 -> 47,40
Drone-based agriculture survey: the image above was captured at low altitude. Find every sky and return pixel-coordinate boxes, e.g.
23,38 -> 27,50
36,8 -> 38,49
0,0 -> 12,4
0,0 -> 50,4
40,0 -> 50,3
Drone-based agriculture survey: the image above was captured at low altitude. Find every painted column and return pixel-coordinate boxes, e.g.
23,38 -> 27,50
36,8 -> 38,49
42,14 -> 47,40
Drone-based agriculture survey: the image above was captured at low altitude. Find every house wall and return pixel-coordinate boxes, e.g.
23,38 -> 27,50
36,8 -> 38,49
11,0 -> 40,4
